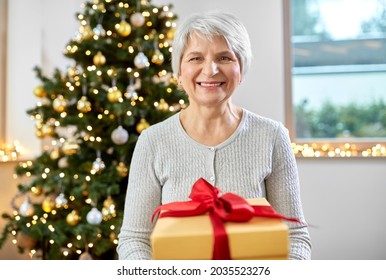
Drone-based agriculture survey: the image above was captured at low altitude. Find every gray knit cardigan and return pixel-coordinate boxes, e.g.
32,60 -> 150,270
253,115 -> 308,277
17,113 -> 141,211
117,109 -> 312,260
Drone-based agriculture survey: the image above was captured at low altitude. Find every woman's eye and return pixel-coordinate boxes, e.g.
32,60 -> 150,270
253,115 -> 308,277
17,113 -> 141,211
219,56 -> 232,62
189,57 -> 202,62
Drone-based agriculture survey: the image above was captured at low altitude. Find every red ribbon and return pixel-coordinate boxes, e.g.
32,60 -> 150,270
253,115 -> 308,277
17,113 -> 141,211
152,178 -> 299,260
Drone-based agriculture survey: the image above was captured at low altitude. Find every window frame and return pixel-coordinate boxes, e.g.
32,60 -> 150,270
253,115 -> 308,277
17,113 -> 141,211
283,0 -> 386,158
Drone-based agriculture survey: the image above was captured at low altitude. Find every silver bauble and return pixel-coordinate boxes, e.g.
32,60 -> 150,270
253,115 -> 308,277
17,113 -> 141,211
111,125 -> 129,145
19,196 -> 34,217
93,23 -> 106,37
92,157 -> 106,173
130,12 -> 145,27
134,52 -> 149,69
86,207 -> 103,225
55,193 -> 68,208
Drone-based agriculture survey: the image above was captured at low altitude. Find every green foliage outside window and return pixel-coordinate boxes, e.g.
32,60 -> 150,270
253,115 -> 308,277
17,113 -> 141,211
295,99 -> 386,138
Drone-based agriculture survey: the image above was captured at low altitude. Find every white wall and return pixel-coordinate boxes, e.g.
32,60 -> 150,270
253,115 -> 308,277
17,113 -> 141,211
3,0 -> 386,260
6,0 -> 80,158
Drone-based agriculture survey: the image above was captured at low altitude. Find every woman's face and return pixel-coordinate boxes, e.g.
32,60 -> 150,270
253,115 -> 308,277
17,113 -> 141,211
178,33 -> 242,108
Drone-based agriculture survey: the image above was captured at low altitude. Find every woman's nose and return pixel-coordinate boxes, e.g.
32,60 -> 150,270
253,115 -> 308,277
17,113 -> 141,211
202,60 -> 219,77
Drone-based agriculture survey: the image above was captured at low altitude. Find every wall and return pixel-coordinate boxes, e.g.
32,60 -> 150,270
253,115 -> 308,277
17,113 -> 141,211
1,0 -> 385,260
5,0 -> 80,159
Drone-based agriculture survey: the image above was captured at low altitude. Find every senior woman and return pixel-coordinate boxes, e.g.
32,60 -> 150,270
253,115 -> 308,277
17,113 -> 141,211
117,11 -> 311,260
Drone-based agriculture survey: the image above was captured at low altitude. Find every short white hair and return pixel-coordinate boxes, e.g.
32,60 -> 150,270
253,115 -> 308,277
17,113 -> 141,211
171,11 -> 253,78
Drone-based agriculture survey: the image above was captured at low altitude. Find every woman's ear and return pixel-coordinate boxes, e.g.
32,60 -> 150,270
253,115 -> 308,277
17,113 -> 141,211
177,74 -> 184,91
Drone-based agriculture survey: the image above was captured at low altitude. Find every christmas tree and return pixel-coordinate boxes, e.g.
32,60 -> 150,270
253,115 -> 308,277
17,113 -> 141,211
0,0 -> 187,260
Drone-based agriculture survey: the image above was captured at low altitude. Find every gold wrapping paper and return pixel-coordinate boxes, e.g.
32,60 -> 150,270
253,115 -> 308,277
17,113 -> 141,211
151,198 -> 289,260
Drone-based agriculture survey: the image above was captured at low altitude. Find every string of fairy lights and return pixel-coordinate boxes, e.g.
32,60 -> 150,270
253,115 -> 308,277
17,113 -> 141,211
0,142 -> 23,162
2,141 -> 386,163
292,142 -> 386,158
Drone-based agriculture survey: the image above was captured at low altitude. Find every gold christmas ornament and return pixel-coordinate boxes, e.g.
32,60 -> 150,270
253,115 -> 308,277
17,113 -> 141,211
66,210 -> 81,226
107,87 -> 122,102
77,96 -> 92,113
109,231 -> 117,242
42,196 -> 56,213
31,185 -> 43,196
136,118 -> 150,134
152,49 -> 164,65
35,121 -> 44,139
166,28 -> 175,40
103,196 -> 115,209
157,98 -> 169,112
102,195 -> 116,219
116,20 -> 131,37
62,141 -> 80,156
53,95 -> 67,113
80,25 -> 93,40
96,2 -> 106,12
35,130 -> 43,139
33,85 -> 46,98
41,124 -> 55,137
50,148 -> 61,160
116,162 -> 128,177
93,51 -> 106,66
67,66 -> 78,78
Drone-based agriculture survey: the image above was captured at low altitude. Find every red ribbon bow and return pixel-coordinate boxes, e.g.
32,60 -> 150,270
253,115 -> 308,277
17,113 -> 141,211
152,178 -> 299,260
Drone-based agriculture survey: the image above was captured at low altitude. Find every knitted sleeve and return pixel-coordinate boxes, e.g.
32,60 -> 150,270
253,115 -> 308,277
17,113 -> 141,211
265,123 -> 312,260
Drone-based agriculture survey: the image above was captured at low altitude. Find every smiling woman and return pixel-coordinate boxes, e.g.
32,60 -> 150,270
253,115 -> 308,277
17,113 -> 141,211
117,10 -> 312,261
178,34 -> 242,120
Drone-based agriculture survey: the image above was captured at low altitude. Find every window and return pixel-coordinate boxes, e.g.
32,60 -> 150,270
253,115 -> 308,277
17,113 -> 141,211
284,0 -> 386,157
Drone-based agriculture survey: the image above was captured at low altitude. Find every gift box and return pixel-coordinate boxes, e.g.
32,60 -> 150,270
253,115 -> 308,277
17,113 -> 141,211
150,196 -> 290,260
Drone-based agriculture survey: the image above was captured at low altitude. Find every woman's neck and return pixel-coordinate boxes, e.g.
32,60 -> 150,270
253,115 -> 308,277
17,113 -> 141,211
179,103 -> 243,146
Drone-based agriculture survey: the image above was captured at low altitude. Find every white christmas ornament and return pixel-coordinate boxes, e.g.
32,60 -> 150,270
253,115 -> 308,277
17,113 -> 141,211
19,196 -> 34,217
86,207 -> 103,224
130,12 -> 145,27
93,23 -> 106,37
55,193 -> 68,208
58,157 -> 69,168
134,52 -> 149,69
92,157 -> 106,173
111,125 -> 129,145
